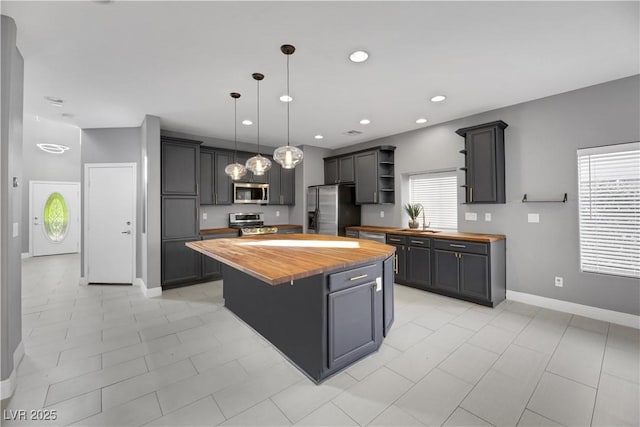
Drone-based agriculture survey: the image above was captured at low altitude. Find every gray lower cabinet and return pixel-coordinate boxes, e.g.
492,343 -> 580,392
386,235 -> 407,283
345,230 -> 359,238
327,264 -> 383,371
162,238 -> 202,286
201,232 -> 238,280
433,250 -> 460,293
407,244 -> 431,289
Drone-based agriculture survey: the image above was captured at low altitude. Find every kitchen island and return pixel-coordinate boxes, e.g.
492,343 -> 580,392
186,234 -> 395,383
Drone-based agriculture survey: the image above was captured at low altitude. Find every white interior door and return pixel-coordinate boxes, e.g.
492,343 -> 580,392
85,163 -> 136,284
30,181 -> 80,256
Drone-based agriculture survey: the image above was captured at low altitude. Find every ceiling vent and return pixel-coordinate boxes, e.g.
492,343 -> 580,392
343,130 -> 363,136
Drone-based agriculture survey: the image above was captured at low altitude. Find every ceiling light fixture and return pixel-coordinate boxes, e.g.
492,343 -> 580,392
37,143 -> 70,154
416,118 -> 427,124
224,92 -> 247,180
274,44 -> 304,170
430,95 -> 446,102
349,50 -> 369,63
279,95 -> 293,103
245,73 -> 271,176
242,119 -> 253,126
314,135 -> 324,140
360,119 -> 370,125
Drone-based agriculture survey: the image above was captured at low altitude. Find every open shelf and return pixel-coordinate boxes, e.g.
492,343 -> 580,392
522,193 -> 567,203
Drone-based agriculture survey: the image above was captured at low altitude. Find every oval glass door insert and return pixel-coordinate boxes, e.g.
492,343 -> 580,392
43,192 -> 69,242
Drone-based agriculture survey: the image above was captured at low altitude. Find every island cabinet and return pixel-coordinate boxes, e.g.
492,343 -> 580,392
432,239 -> 505,307
456,120 -> 508,204
200,148 -> 233,205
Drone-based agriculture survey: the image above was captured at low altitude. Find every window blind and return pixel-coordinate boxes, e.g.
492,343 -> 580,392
577,142 -> 640,278
409,171 -> 458,230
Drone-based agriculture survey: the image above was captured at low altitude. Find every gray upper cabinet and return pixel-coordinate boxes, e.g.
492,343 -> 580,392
199,151 -> 214,205
161,137 -> 201,195
456,120 -> 508,204
355,151 -> 378,204
324,158 -> 339,184
162,197 -> 199,239
280,167 -> 295,205
200,149 -> 233,205
338,156 -> 355,183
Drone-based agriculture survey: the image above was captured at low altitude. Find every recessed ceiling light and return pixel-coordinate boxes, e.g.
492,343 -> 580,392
44,96 -> 63,103
349,51 -> 369,63
314,135 -> 324,140
359,119 -> 370,125
37,143 -> 70,154
279,95 -> 293,103
430,95 -> 446,103
242,120 -> 253,125
416,118 -> 427,124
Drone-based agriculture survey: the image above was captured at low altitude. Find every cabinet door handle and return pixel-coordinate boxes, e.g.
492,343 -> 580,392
373,192 -> 377,203
450,244 -> 466,248
410,240 -> 424,245
389,238 -> 401,242
470,187 -> 473,202
394,255 -> 398,274
350,274 -> 368,281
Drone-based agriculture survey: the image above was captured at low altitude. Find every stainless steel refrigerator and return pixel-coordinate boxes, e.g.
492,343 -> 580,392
307,184 -> 361,236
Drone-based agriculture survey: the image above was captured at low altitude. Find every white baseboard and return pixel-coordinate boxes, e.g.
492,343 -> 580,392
507,290 -> 640,329
138,278 -> 162,298
0,341 -> 24,400
21,252 -> 31,259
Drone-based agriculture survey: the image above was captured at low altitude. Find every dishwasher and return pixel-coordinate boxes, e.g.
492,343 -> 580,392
358,231 -> 387,243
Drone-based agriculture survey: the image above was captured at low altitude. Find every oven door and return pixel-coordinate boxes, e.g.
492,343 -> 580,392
234,183 -> 269,204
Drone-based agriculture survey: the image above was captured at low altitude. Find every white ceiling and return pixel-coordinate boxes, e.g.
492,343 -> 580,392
3,1 -> 638,149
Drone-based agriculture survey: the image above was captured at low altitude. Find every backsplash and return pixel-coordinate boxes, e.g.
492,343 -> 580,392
199,205 -> 291,229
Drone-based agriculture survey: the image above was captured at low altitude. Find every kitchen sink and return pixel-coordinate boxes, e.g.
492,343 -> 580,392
397,229 -> 440,233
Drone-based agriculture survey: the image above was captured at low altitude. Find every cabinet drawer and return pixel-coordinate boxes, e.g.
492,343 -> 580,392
433,239 -> 488,255
386,235 -> 406,245
407,236 -> 430,247
329,264 -> 380,293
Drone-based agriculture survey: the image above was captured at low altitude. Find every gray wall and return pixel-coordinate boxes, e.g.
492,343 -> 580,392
141,115 -> 161,290
331,75 -> 640,315
1,14 -> 24,383
80,127 -> 142,279
21,115 -> 81,253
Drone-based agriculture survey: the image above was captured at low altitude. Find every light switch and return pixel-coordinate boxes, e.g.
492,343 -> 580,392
202,212 -> 207,220
465,212 -> 477,221
528,213 -> 540,223
380,210 -> 385,218
485,213 -> 492,222
13,222 -> 19,237
276,211 -> 280,217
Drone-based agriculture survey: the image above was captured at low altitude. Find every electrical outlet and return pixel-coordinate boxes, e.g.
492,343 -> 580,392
380,210 -> 385,218
465,212 -> 477,221
485,213 -> 492,222
555,276 -> 563,287
528,213 -> 540,223
12,222 -> 18,237
276,211 -> 280,217
202,212 -> 207,220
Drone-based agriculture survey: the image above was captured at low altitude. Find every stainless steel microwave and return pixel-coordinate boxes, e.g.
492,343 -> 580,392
233,183 -> 269,204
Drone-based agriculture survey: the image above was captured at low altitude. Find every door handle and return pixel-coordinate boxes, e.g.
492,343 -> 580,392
121,230 -> 131,235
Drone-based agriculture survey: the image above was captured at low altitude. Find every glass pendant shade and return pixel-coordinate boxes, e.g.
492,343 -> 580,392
274,44 -> 303,169
225,162 -> 247,180
225,92 -> 247,180
245,154 -> 271,176
273,145 -> 303,169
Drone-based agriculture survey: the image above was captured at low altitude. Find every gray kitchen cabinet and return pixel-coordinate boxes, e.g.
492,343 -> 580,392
280,167 -> 295,205
214,151 -> 233,204
327,264 -> 383,371
161,137 -> 201,195
355,151 -> 378,203
383,255 -> 395,336
162,238 -> 202,287
199,150 -> 214,205
161,196 -> 199,239
324,158 -> 339,185
276,227 -> 302,234
456,120 -> 508,204
345,229 -> 359,238
386,235 -> 407,284
338,155 -> 355,183
432,238 -> 504,306
407,243 -> 431,289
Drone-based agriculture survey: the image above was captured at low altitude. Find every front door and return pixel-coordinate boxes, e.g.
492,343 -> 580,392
85,163 -> 136,284
30,181 -> 80,256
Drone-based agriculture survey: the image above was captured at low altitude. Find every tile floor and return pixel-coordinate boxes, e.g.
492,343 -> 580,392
2,253 -> 639,426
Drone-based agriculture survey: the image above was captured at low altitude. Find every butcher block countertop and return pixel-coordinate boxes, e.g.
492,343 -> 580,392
346,226 -> 505,243
186,233 -> 394,286
200,224 -> 302,236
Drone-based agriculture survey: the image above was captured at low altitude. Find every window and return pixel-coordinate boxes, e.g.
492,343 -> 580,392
578,142 -> 640,278
409,171 -> 458,230
44,192 -> 69,242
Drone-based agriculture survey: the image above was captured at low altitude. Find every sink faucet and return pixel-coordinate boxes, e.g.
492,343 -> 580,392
416,203 -> 430,230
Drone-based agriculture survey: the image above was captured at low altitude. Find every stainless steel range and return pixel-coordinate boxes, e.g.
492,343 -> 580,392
228,212 -> 278,236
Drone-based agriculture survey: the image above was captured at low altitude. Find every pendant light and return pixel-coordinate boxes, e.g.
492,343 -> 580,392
245,73 -> 272,176
273,44 -> 304,169
224,92 -> 248,180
